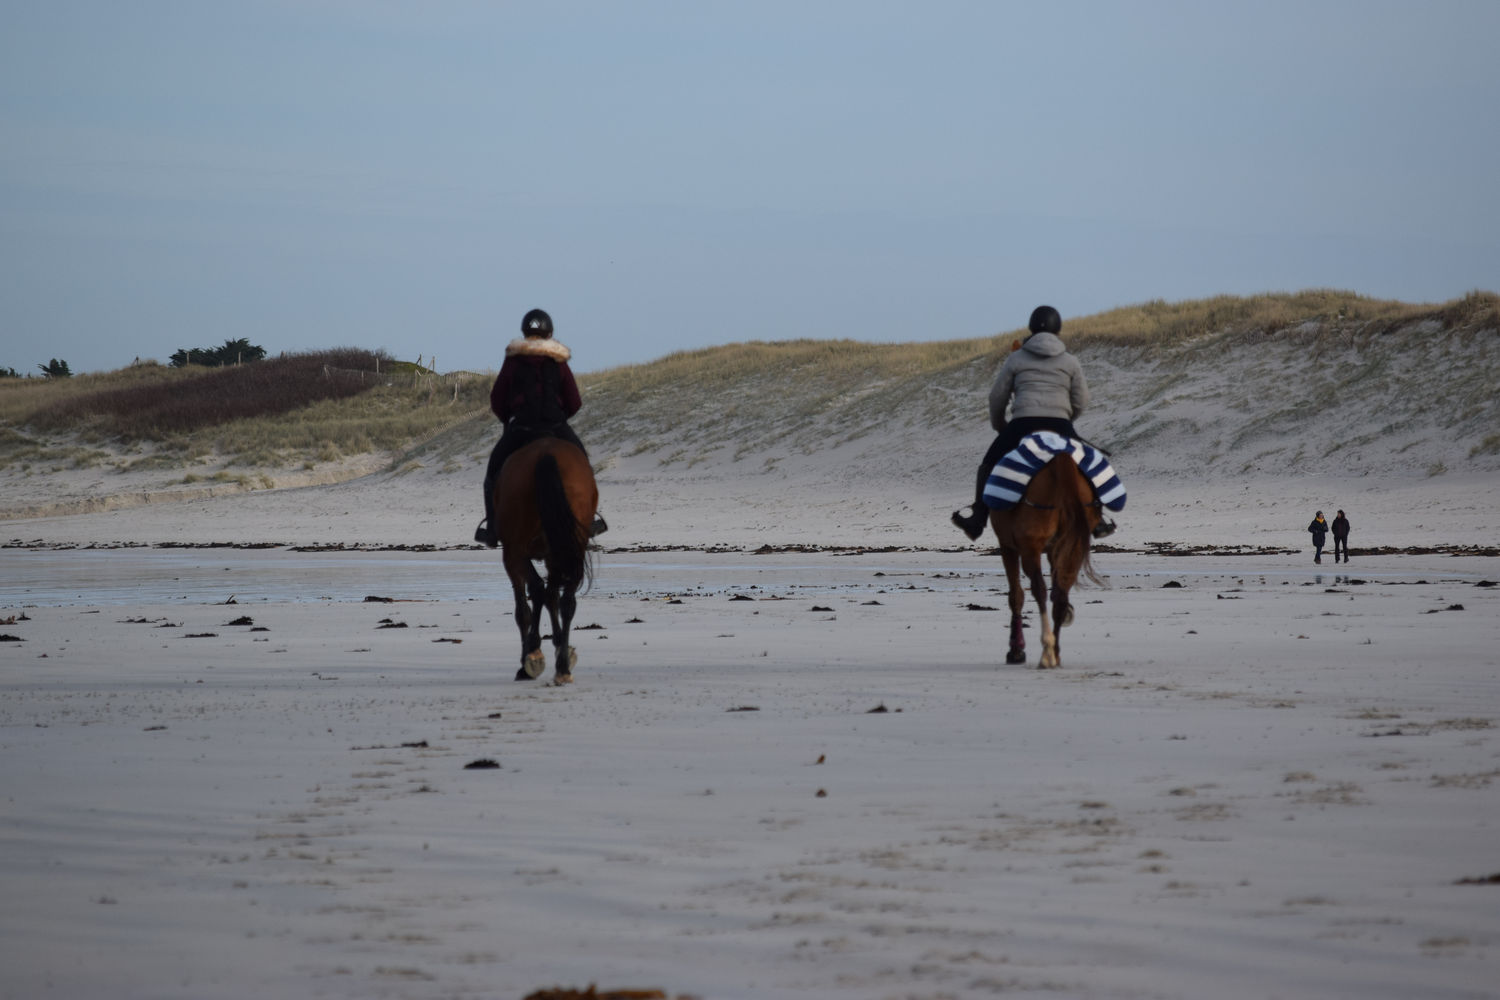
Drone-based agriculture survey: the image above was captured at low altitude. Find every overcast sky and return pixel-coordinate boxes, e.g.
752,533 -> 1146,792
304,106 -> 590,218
3,0 -> 1497,375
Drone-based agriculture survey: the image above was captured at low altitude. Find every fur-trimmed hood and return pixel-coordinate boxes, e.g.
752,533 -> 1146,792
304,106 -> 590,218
505,337 -> 571,363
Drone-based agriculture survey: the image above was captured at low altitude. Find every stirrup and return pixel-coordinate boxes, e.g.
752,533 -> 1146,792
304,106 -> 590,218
474,519 -> 497,548
1092,518 -> 1116,540
590,514 -> 608,537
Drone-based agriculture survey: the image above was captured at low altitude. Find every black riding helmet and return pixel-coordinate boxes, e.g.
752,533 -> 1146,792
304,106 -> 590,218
521,308 -> 554,339
1028,305 -> 1062,335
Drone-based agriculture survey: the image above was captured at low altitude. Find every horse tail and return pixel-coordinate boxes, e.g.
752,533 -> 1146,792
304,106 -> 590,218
534,452 -> 590,589
1054,456 -> 1104,587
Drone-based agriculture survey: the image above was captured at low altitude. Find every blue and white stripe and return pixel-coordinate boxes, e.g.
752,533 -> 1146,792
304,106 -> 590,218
982,431 -> 1127,511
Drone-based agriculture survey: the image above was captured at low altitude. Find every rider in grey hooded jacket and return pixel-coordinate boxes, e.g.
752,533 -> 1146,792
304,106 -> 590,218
987,329 -> 1088,432
952,305 -> 1115,540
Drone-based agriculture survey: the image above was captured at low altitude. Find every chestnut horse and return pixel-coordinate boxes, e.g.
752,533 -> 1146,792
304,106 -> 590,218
493,437 -> 598,683
987,454 -> 1104,669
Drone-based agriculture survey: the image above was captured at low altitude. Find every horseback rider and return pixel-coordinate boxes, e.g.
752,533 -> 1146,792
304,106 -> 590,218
951,305 -> 1116,541
474,308 -> 605,547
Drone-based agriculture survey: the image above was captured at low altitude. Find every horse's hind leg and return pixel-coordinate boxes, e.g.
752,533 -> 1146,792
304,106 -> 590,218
551,583 -> 578,684
1048,555 -> 1079,667
1049,579 -> 1070,667
1023,550 -> 1058,669
1001,548 -> 1027,665
513,559 -> 548,681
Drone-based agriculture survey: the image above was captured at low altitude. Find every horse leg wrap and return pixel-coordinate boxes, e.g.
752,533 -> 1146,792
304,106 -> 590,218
1005,613 -> 1027,664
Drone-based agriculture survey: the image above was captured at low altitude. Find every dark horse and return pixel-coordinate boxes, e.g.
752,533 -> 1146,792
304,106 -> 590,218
987,455 -> 1104,669
493,437 -> 598,683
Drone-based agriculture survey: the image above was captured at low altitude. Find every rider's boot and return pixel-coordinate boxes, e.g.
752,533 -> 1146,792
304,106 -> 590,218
1091,518 -> 1116,540
950,504 -> 988,541
474,518 -> 497,548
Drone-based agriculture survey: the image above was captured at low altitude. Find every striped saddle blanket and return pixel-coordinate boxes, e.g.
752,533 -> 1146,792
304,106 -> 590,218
982,431 -> 1127,511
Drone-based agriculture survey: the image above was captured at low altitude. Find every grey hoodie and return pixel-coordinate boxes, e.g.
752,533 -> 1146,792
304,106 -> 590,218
987,332 -> 1089,430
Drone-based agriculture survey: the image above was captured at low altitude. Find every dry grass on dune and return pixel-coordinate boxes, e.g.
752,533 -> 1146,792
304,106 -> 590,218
579,290 -> 1499,402
0,359 -> 193,428
1071,289 -> 1499,348
1061,289 -> 1429,346
570,290 -> 1500,477
26,348 -> 394,439
4,290 -> 1496,482
1070,291 -> 1500,476
573,337 -> 1005,464
1,350 -> 491,473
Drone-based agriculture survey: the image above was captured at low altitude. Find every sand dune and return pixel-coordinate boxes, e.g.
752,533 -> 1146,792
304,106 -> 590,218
3,320 -> 1498,998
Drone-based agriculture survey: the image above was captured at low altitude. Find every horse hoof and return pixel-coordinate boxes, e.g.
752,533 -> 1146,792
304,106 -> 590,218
551,648 -> 577,685
514,666 -> 535,682
1005,649 -> 1027,665
520,650 -> 546,679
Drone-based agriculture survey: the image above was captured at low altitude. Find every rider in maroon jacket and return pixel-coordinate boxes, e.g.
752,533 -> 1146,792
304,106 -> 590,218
474,308 -> 602,547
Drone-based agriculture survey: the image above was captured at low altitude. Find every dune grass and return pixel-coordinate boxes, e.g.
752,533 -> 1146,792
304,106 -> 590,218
580,290 -> 1498,398
571,290 -> 1499,464
572,337 -> 1003,456
1060,290 -> 1428,347
1,349 -> 491,470
0,360 -> 188,429
26,349 -> 395,439
4,290 -> 1495,477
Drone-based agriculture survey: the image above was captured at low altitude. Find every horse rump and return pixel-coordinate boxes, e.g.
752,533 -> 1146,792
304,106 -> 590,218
1049,456 -> 1103,588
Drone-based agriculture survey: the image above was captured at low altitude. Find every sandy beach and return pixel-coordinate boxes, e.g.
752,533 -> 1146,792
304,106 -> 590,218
6,0 -> 1499,991
3,446 -> 1499,1000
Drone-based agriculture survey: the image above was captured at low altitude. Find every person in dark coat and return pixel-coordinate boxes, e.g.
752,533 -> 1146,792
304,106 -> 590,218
1331,509 -> 1350,563
1307,510 -> 1329,564
474,308 -> 603,547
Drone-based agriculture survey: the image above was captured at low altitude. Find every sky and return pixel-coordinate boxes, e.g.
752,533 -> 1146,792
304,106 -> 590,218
2,0 -> 1498,376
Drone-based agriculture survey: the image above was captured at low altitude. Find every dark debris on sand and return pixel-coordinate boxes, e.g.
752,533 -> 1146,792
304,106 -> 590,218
1455,872 -> 1500,885
523,987 -> 688,1000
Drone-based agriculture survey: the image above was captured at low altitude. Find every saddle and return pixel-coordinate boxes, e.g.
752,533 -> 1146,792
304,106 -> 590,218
982,431 -> 1126,511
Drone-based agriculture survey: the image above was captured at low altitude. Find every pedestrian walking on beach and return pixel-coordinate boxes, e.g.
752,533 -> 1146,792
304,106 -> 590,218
1331,510 -> 1350,563
951,305 -> 1115,540
1308,511 -> 1329,564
